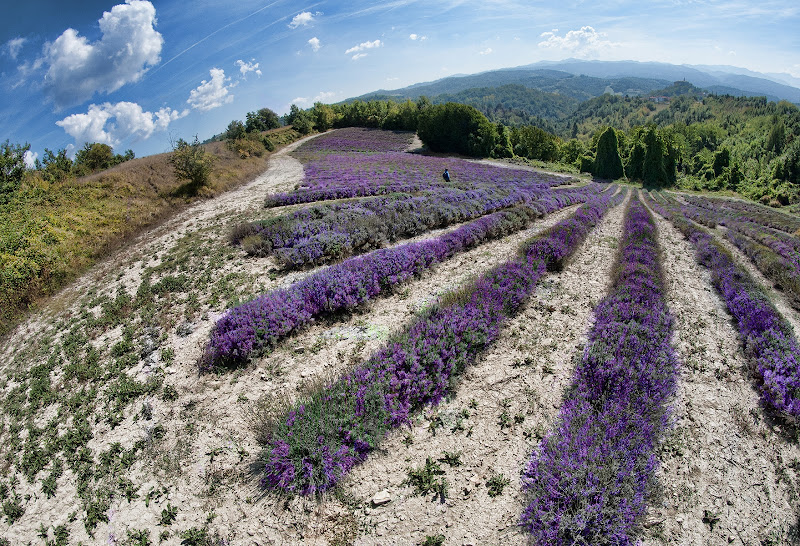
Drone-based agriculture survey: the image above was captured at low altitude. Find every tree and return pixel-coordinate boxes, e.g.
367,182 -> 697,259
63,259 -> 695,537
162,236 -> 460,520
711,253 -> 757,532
169,136 -> 214,192
225,120 -> 246,141
74,142 -> 114,173
592,127 -> 624,179
283,104 -> 314,134
510,126 -> 560,161
38,148 -> 73,183
0,140 -> 29,203
417,103 -> 497,157
245,108 -> 281,133
642,127 -> 667,186
625,141 -> 646,181
311,102 -> 337,131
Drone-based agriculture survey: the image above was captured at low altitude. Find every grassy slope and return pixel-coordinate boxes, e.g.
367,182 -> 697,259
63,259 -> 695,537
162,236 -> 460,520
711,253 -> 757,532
0,127 -> 304,337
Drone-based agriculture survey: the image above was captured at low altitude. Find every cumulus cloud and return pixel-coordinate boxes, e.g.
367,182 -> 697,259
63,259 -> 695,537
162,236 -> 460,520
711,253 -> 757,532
479,47 -> 493,55
345,39 -> 382,55
308,37 -> 321,52
289,11 -> 315,28
41,0 -> 163,108
538,26 -> 617,58
291,91 -> 337,107
4,37 -> 26,60
23,150 -> 38,169
187,68 -> 234,111
235,59 -> 261,78
56,101 -> 186,147
409,34 -> 427,41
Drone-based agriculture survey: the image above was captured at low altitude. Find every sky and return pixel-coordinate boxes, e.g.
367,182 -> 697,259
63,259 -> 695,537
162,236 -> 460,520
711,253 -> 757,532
1,0 -> 799,163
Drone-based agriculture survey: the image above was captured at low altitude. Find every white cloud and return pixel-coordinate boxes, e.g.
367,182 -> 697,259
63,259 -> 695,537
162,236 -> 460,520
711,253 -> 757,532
345,39 -> 382,55
479,47 -> 493,55
291,91 -> 337,107
289,11 -> 314,28
4,37 -> 26,60
351,53 -> 368,61
308,37 -> 321,52
56,101 -> 186,147
187,68 -> 234,111
235,59 -> 261,78
23,150 -> 38,169
409,34 -> 427,41
538,26 -> 618,58
41,0 -> 163,108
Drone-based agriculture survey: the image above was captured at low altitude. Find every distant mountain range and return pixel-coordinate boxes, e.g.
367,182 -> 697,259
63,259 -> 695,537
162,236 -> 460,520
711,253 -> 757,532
354,59 -> 800,105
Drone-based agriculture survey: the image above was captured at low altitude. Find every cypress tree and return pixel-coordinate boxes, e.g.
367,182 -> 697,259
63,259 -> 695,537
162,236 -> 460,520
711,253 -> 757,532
626,142 -> 645,181
642,127 -> 667,186
592,127 -> 624,180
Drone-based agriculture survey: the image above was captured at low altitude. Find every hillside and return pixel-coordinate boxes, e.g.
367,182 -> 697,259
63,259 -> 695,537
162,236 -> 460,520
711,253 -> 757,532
359,60 -> 800,107
1,128 -> 799,545
0,126 -> 305,338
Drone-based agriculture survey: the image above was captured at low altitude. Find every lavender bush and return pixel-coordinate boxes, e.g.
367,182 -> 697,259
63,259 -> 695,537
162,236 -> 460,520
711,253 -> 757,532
246,186 -> 575,268
204,186 -> 605,369
520,196 -> 679,544
257,190 -> 625,495
646,192 -> 800,420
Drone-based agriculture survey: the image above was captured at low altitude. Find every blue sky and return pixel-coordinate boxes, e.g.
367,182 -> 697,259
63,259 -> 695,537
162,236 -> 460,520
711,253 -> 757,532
1,0 -> 799,162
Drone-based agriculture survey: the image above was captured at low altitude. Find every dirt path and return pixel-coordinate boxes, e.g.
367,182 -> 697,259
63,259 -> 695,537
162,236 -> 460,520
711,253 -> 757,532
642,199 -> 800,545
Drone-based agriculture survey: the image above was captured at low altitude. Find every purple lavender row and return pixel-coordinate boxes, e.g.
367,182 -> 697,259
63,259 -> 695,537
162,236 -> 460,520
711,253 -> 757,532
268,151 -> 570,208
257,189 -> 625,495
204,186 -> 603,369
290,127 -> 415,160
645,192 -> 800,419
520,197 -> 679,544
682,194 -> 800,234
665,195 -> 800,310
251,186 -> 583,268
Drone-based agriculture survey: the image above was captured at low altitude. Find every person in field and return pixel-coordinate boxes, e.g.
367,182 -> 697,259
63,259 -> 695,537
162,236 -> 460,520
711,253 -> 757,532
442,168 -> 450,182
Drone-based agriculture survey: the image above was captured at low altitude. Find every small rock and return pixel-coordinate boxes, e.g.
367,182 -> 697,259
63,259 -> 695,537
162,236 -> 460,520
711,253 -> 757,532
371,490 -> 391,506
177,321 -> 194,337
294,346 -> 306,354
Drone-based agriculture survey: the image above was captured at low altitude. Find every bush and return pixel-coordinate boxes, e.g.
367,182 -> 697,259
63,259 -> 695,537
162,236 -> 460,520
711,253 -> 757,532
169,136 -> 215,192
226,136 -> 266,159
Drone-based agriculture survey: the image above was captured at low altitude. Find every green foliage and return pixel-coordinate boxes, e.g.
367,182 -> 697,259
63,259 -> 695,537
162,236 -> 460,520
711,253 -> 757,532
485,473 -> 510,497
283,104 -> 315,134
406,457 -> 448,499
169,136 -> 215,192
417,102 -> 497,157
592,127 -> 624,179
0,140 -> 29,203
311,102 -> 337,131
245,107 -> 281,132
38,147 -> 73,183
225,120 -> 246,141
510,125 -> 560,161
73,142 -> 132,174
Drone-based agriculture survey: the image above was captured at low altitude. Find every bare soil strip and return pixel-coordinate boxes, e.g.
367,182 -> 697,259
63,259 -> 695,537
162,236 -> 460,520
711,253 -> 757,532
643,201 -> 800,546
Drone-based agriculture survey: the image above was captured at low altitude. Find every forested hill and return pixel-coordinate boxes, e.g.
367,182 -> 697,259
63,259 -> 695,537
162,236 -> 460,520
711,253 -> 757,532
361,69 -> 673,103
360,60 -> 800,105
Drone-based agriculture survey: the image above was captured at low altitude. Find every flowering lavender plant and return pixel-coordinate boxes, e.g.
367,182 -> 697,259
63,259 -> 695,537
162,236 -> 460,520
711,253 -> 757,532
646,192 -> 800,420
204,186 -> 603,369
520,196 -> 679,544
257,190 -> 624,495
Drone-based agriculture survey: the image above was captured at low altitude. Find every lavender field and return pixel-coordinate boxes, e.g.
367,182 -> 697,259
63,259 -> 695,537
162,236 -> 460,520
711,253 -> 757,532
1,129 -> 800,545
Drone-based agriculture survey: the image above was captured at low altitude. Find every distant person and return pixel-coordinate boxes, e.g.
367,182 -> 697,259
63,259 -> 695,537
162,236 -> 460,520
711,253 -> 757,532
442,169 -> 450,183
